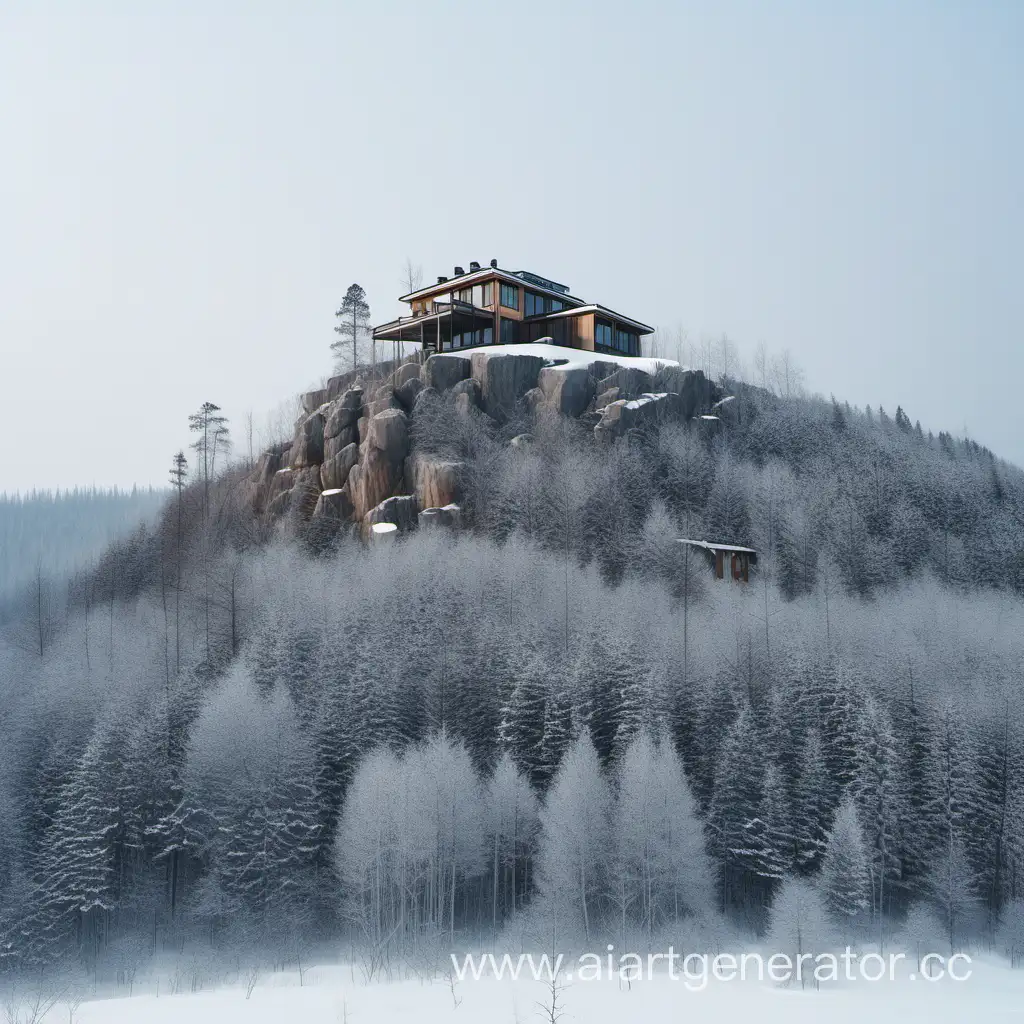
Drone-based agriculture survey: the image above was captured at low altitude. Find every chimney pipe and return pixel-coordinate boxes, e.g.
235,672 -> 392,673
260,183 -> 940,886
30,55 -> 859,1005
437,275 -> 448,284
489,258 -> 498,268
454,265 -> 465,276
469,260 -> 481,272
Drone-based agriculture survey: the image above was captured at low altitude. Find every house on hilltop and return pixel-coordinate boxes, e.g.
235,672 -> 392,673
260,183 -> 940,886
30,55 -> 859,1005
372,259 -> 655,357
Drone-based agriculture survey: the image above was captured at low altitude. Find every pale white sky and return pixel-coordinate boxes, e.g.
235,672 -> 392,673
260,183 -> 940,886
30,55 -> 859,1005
1,1 -> 1021,491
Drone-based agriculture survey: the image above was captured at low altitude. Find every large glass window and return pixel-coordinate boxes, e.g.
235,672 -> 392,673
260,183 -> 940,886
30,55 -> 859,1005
595,319 -> 613,349
614,327 -> 639,355
524,291 -> 567,317
457,287 -> 472,304
500,318 -> 517,344
500,283 -> 519,309
472,282 -> 494,307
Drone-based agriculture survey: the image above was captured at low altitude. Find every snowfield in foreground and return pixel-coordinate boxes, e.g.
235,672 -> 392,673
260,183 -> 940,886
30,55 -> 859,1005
50,957 -> 1024,1024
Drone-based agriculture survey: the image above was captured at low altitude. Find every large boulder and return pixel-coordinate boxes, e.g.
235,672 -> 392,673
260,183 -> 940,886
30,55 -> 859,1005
266,489 -> 293,519
593,393 -> 682,441
290,411 -> 325,468
368,392 -> 402,417
301,387 -> 328,415
650,367 -> 719,419
418,503 -> 462,530
594,386 -> 620,411
422,354 -> 471,392
538,366 -> 594,417
366,494 -> 419,533
313,487 -> 355,523
450,377 -> 482,408
596,366 -> 653,399
367,408 -> 410,463
324,387 -> 363,439
395,376 -> 425,410
324,428 -> 358,461
348,446 -> 404,520
406,453 -> 464,509
320,442 -> 359,491
393,362 -> 422,388
470,352 -> 545,420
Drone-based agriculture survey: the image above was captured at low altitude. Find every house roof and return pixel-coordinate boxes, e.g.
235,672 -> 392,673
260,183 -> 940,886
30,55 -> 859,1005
399,266 -> 588,306
535,303 -> 655,335
677,538 -> 758,555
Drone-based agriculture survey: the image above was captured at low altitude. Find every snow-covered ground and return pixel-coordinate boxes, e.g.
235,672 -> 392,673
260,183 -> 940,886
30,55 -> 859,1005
452,341 -> 682,377
40,956 -> 1024,1024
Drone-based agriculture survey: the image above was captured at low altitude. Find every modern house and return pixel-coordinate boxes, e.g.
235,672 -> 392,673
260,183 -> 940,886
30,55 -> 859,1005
678,539 -> 758,583
372,259 -> 655,357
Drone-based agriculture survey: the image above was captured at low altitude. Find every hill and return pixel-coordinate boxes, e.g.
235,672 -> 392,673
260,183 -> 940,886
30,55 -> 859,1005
0,345 -> 1022,979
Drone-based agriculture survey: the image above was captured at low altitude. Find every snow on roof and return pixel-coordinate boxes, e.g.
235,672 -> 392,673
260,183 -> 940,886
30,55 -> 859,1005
677,538 -> 757,554
539,304 -> 655,334
449,342 -> 683,378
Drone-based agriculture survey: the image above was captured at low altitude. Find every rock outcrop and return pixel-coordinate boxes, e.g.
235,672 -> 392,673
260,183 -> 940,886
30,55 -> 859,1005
470,352 -> 544,420
406,452 -> 464,509
320,442 -> 359,491
251,348 -> 723,538
366,494 -> 419,533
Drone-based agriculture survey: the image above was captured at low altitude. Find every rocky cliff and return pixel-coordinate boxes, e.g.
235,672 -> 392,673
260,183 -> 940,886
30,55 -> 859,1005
246,343 -> 723,538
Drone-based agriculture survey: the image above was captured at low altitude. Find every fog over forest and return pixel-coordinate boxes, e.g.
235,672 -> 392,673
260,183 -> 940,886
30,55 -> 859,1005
1,364 -> 1023,990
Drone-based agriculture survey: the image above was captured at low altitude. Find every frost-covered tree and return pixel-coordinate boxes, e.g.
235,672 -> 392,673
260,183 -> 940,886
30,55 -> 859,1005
536,732 -> 611,940
610,732 -> 714,937
819,794 -> 871,924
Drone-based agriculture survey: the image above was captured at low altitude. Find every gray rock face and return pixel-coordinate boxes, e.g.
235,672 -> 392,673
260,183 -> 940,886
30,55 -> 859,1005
651,367 -> 719,419
538,366 -> 595,417
324,428 -> 358,461
288,467 -> 323,522
368,393 -> 402,418
290,412 -> 325,468
450,377 -> 482,407
366,494 -> 419,533
422,354 -> 471,392
406,453 -> 464,509
394,362 -> 422,388
521,387 -> 545,413
470,352 -> 545,420
325,387 -> 363,439
301,387 -> 328,414
320,442 -> 359,491
418,503 -> 462,529
348,446 -> 404,520
596,366 -> 653,399
395,376 -> 425,410
594,386 -> 621,411
266,489 -> 293,519
368,408 -> 409,463
594,393 -> 681,441
255,450 -> 282,486
412,385 -> 437,413
313,487 -> 355,522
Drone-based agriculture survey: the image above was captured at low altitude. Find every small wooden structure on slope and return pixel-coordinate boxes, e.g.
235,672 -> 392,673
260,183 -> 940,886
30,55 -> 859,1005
678,538 -> 757,583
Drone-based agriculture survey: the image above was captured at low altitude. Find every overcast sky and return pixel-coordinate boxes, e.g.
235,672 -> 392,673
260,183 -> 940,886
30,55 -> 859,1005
1,1 -> 1021,492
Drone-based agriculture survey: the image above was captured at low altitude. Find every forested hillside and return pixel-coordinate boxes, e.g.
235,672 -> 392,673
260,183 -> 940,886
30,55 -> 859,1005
0,361 -> 1022,980
0,488 -> 166,614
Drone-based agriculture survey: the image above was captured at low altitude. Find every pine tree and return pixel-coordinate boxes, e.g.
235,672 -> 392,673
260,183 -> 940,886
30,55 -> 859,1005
499,655 -> 548,788
792,727 -> 832,872
332,283 -> 371,372
819,794 -> 871,921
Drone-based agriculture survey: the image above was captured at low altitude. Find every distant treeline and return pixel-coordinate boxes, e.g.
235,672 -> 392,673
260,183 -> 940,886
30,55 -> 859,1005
0,487 -> 167,611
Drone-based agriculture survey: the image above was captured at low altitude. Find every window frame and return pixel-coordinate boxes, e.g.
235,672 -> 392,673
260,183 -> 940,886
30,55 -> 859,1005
499,283 -> 519,310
